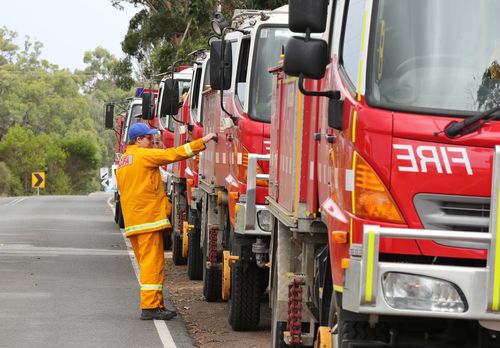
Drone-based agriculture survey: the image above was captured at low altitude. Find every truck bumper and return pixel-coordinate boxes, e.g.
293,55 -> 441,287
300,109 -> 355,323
344,257 -> 500,322
234,203 -> 272,236
343,224 -> 500,325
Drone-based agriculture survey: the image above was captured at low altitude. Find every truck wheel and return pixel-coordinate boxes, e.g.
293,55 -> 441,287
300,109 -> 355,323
202,228 -> 222,302
187,208 -> 203,280
228,262 -> 261,331
172,232 -> 187,265
114,199 -> 120,224
203,267 -> 222,302
340,321 -> 389,345
187,227 -> 203,280
116,200 -> 125,229
171,183 -> 187,265
162,231 -> 172,251
333,293 -> 389,346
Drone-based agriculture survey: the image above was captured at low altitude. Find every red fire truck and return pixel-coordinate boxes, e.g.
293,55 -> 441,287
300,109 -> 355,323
145,70 -> 192,253
199,6 -> 293,331
184,54 -> 212,280
268,0 -> 500,347
158,65 -> 212,267
105,89 -> 150,228
162,52 -> 211,280
156,67 -> 193,151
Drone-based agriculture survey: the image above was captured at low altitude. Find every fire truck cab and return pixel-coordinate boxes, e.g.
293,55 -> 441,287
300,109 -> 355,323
273,0 -> 500,347
108,92 -> 145,229
199,5 -> 294,331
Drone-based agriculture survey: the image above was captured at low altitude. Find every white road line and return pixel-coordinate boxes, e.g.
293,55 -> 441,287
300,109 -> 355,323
106,196 -> 177,348
5,197 -> 26,206
154,321 -> 177,347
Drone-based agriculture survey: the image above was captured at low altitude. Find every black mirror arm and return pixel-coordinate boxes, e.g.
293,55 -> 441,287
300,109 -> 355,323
219,27 -> 233,119
108,127 -> 120,137
298,75 -> 340,100
170,115 -> 185,125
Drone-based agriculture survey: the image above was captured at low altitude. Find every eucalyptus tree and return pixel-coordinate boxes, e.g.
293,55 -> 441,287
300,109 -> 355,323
111,0 -> 287,80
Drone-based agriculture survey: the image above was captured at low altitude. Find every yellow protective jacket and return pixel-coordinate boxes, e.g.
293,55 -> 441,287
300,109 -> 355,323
116,139 -> 206,237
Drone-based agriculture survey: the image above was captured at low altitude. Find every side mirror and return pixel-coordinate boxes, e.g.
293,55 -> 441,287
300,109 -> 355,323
289,0 -> 329,33
105,103 -> 114,129
208,35 -> 219,47
160,79 -> 180,117
210,40 -> 232,91
328,98 -> 344,131
142,92 -> 155,120
284,36 -> 329,79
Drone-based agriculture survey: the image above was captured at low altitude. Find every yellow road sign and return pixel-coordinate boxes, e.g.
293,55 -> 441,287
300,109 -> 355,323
32,172 -> 45,188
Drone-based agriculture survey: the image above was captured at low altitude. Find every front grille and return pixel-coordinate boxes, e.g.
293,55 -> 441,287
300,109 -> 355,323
414,194 -> 490,249
441,201 -> 490,218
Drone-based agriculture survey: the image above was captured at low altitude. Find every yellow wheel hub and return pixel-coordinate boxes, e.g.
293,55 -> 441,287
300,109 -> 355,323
315,326 -> 332,348
181,221 -> 194,258
222,250 -> 239,301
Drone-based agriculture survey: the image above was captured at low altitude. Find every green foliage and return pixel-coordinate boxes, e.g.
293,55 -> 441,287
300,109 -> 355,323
114,0 -> 287,80
0,0 -> 291,196
0,161 -> 21,196
0,27 -> 18,66
0,125 -> 52,193
62,135 -> 100,194
0,28 -> 132,196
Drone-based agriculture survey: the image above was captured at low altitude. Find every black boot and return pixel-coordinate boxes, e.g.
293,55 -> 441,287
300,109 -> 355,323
140,308 -> 176,320
159,307 -> 177,317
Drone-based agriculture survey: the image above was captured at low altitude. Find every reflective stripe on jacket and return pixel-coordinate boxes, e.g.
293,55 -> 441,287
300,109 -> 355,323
116,138 -> 206,237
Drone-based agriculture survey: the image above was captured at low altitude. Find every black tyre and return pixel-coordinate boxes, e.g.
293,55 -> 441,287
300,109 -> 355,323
116,200 -> 125,229
172,232 -> 187,265
114,200 -> 120,224
203,267 -> 222,302
202,229 -> 222,302
187,208 -> 203,280
162,231 -> 172,251
228,262 -> 261,331
187,228 -> 203,280
333,293 -> 389,347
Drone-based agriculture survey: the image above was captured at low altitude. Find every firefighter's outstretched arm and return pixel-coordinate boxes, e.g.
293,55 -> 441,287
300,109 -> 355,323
144,133 -> 217,167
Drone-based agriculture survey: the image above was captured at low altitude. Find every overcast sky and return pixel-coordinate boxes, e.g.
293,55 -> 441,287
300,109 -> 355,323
0,0 -> 140,70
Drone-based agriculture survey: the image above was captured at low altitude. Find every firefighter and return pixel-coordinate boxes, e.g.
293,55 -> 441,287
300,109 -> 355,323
116,122 -> 217,320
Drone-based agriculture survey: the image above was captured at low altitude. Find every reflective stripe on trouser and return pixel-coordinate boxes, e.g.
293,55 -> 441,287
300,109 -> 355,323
129,232 -> 165,309
125,219 -> 170,236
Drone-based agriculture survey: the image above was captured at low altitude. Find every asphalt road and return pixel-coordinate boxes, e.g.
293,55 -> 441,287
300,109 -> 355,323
0,193 -> 193,348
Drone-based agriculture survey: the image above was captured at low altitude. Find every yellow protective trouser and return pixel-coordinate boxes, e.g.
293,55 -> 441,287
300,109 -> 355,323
129,232 -> 165,309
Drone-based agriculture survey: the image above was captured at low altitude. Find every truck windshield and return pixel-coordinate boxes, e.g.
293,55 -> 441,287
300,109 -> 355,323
122,103 -> 142,144
369,0 -> 500,114
178,79 -> 191,104
249,26 -> 292,122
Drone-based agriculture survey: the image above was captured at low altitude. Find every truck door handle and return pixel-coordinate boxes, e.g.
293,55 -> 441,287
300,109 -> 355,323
325,135 -> 336,144
314,133 -> 336,144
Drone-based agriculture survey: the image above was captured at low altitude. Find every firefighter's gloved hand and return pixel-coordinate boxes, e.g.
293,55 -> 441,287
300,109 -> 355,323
202,133 -> 218,144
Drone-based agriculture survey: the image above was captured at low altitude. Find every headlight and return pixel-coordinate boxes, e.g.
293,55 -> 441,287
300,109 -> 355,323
382,272 -> 466,313
257,209 -> 273,232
